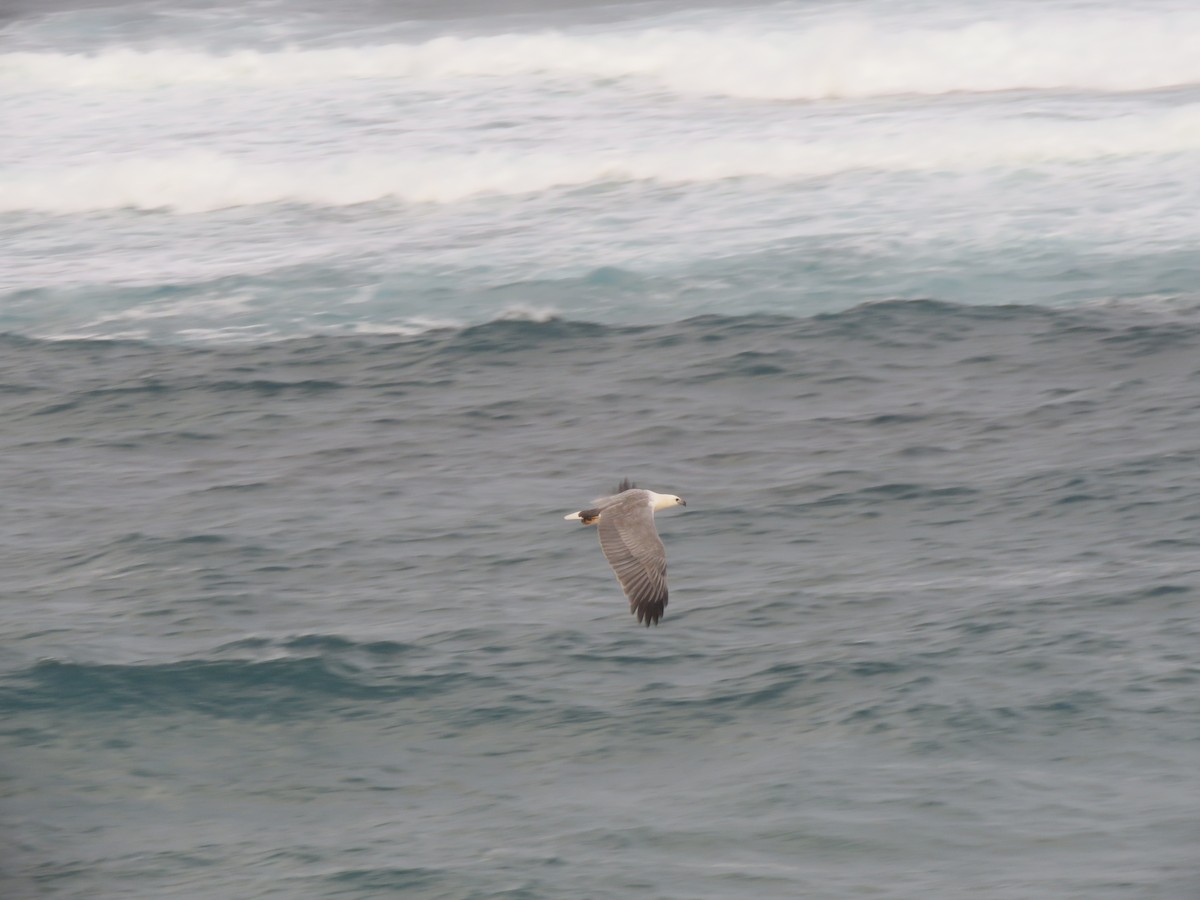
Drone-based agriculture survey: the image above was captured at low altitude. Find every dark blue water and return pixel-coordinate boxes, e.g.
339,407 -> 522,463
3,302 -> 1199,898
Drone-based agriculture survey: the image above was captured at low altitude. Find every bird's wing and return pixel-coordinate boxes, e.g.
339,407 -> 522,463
596,500 -> 668,626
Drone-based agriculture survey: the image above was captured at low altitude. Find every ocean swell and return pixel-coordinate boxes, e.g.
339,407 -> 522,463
0,656 -> 492,716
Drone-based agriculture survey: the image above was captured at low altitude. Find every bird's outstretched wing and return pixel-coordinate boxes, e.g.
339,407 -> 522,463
596,500 -> 668,626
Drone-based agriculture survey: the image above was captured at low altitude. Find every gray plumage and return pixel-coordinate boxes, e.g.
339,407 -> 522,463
564,480 -> 686,626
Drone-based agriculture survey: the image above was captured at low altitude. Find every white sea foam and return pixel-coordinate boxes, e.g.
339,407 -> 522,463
4,12 -> 1200,98
494,305 -> 561,323
348,317 -> 463,336
5,107 -> 1200,214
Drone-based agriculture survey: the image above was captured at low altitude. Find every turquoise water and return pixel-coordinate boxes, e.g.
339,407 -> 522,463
3,0 -> 1200,897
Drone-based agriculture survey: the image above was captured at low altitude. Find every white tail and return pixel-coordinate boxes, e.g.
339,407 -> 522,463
564,511 -> 582,520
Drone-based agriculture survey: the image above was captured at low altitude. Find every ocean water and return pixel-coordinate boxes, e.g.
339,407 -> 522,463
3,0 -> 1200,897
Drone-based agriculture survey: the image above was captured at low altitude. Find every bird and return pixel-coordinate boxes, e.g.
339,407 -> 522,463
564,479 -> 686,626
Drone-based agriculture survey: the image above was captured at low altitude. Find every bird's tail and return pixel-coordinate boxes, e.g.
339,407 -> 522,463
564,511 -> 582,521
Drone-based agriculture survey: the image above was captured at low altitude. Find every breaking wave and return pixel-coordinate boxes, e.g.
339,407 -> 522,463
5,106 -> 1200,213
4,11 -> 1200,98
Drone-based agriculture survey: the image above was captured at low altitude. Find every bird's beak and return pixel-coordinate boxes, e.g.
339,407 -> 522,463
680,500 -> 687,506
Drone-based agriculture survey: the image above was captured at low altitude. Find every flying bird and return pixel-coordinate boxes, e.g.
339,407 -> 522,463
564,479 -> 686,626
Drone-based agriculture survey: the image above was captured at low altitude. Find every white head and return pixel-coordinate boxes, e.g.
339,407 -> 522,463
649,491 -> 687,511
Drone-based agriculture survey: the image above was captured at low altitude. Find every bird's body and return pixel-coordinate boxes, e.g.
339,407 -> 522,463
564,479 -> 686,626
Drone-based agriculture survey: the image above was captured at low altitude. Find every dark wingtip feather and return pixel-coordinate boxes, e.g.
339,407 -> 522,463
633,601 -> 663,626
616,478 -> 637,493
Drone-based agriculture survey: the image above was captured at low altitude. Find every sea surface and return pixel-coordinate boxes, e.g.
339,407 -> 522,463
3,0 -> 1200,897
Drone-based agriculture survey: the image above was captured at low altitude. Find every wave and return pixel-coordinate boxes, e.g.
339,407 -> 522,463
0,654 -> 492,716
5,12 -> 1200,98
8,298 -> 1200,354
6,107 -> 1200,213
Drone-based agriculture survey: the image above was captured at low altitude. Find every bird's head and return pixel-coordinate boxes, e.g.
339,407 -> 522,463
653,493 -> 686,511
